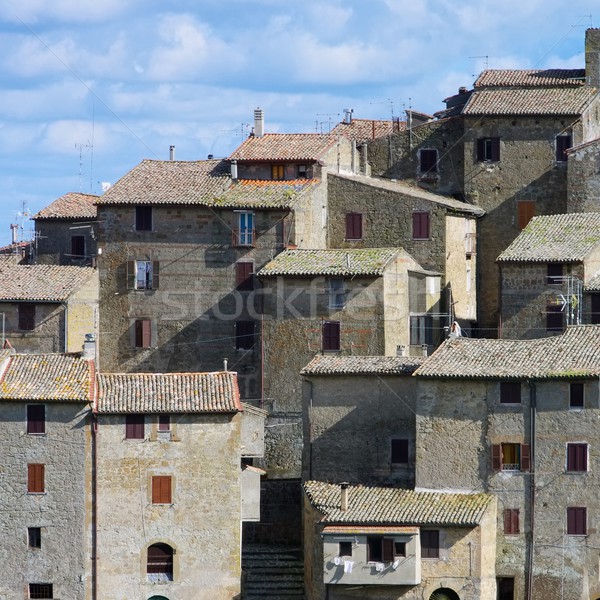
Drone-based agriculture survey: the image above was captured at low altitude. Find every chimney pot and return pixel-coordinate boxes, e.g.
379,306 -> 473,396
169,145 -> 175,161
230,160 -> 238,181
340,482 -> 349,512
254,107 -> 264,137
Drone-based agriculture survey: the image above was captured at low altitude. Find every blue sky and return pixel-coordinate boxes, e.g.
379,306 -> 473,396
0,0 -> 597,246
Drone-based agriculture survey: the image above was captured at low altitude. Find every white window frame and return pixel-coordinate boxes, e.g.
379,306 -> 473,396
328,277 -> 346,309
238,211 -> 254,246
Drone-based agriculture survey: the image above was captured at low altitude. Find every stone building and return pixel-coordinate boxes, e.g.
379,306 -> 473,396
366,28 -> 600,335
0,351 -> 93,599
497,212 -> 600,338
413,325 -> 600,600
94,370 -> 264,600
300,355 -> 423,488
0,263 -> 98,353
32,192 -> 98,266
303,481 -> 497,600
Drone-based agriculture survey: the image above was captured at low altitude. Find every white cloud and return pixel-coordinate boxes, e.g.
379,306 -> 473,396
0,0 -> 137,24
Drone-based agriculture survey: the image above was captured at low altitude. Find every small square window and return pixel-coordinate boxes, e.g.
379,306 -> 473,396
135,206 -> 152,231
152,475 -> 172,504
420,530 -> 439,558
28,527 -> 41,549
567,506 -> 586,535
158,415 -> 170,432
477,137 -> 500,162
125,415 -> 145,440
547,263 -> 563,285
297,164 -> 308,179
419,149 -> 438,173
339,541 -> 352,557
129,260 -> 159,290
567,443 -> 588,472
503,509 -> 520,534
28,583 -> 53,599
322,321 -> 341,351
27,464 -> 45,494
134,319 -> 152,348
391,438 -> 409,464
70,235 -> 85,257
271,164 -> 285,180
27,405 -> 45,435
500,382 -> 521,404
19,304 -> 36,331
570,383 -> 584,408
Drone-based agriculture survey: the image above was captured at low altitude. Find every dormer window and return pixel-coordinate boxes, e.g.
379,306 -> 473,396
297,164 -> 308,179
271,164 -> 284,180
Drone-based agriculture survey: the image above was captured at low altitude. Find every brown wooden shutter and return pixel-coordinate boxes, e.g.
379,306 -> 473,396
126,260 -> 136,289
520,444 -> 531,471
152,261 -> 160,289
517,201 -> 535,230
28,464 -> 44,493
412,212 -> 430,239
152,476 -> 172,504
126,415 -> 145,439
490,137 -> 500,162
504,509 -> 520,534
345,213 -> 362,240
476,138 -> 485,161
236,262 -> 254,290
135,319 -> 152,348
492,444 -> 502,471
382,538 -> 394,562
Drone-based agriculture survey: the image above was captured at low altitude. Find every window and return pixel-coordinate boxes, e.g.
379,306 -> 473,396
71,235 -> 85,257
235,212 -> 255,246
591,294 -> 600,325
556,134 -> 572,162
271,164 -> 284,180
236,321 -> 255,350
152,476 -> 172,504
345,212 -> 363,240
367,537 -> 406,562
503,509 -> 520,534
158,415 -> 170,432
28,584 -> 53,599
27,405 -> 45,435
517,201 -> 535,230
420,530 -> 439,558
339,541 -> 352,557
19,304 -> 36,331
125,415 -> 145,440
147,543 -> 174,581
28,527 -> 41,549
567,507 -> 587,535
297,164 -> 308,179
491,443 -> 531,472
567,443 -> 588,472
419,149 -> 437,173
547,263 -> 563,285
412,211 -> 430,240
476,137 -> 500,162
500,382 -> 521,404
391,438 -> 409,464
128,260 -> 159,290
322,321 -> 340,351
135,206 -> 152,231
328,278 -> 346,309
497,578 -> 515,600
134,319 -> 152,348
410,315 -> 433,346
28,464 -> 45,493
236,261 -> 254,291
570,382 -> 584,408
546,305 -> 564,332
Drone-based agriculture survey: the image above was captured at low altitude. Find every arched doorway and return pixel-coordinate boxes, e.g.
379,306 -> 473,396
429,588 -> 460,600
148,596 -> 169,600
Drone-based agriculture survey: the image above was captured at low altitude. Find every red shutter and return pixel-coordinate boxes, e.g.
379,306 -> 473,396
236,262 -> 254,290
520,444 -> 531,471
152,476 -> 172,504
345,213 -> 363,240
492,444 -> 502,471
126,415 -> 145,439
503,509 -> 512,533
135,319 -> 152,348
28,464 -> 44,493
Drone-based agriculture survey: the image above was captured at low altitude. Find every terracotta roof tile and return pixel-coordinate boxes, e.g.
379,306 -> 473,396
330,119 -> 405,143
229,133 -> 342,162
301,355 -> 423,375
497,213 -> 600,262
258,248 -> 400,277
474,69 -> 586,88
304,481 -> 494,526
414,325 -> 600,379
211,179 -> 319,209
96,159 -> 231,206
585,274 -> 600,291
0,265 -> 96,301
96,371 -> 242,413
0,354 -> 91,401
34,192 -> 98,219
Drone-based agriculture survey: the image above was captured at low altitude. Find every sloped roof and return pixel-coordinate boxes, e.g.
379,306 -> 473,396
301,355 -> 423,375
414,325 -> 600,379
258,248 -> 399,277
210,178 -> 319,209
304,481 -> 493,526
0,354 -> 91,401
330,119 -> 405,143
497,213 -> 600,262
34,192 -> 98,219
585,273 -> 600,291
474,69 -> 586,88
0,265 -> 96,301
96,159 -> 231,205
463,87 -> 596,116
330,173 -> 485,216
229,133 -> 342,162
95,371 -> 242,414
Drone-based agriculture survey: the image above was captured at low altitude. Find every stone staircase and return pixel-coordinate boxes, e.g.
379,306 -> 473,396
242,545 -> 304,599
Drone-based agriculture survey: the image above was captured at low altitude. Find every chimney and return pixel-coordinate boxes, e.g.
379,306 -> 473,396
230,160 -> 238,181
82,333 -> 96,360
340,482 -> 349,512
586,29 -> 600,88
343,108 -> 353,124
169,145 -> 175,161
396,345 -> 406,357
458,86 -> 468,94
421,344 -> 428,357
10,224 -> 18,244
223,358 -> 228,372
254,107 -> 264,137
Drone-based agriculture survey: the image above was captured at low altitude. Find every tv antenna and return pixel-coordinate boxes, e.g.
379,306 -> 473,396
315,113 -> 339,133
469,55 -> 489,76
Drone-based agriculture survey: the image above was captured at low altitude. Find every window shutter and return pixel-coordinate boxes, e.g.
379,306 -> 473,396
517,201 -> 535,230
126,261 -> 136,290
382,538 -> 394,562
152,261 -> 160,289
152,476 -> 172,504
492,444 -> 502,471
570,383 -> 584,407
491,137 -> 501,162
503,509 -> 512,533
28,464 -> 44,493
520,444 -> 531,471
412,212 -> 430,239
136,319 -> 152,348
236,262 -> 254,290
476,139 -> 485,161
126,415 -> 145,439
345,213 -> 363,240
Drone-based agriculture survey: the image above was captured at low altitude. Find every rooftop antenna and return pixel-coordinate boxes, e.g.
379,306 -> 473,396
221,123 -> 251,138
369,99 -> 395,122
315,113 -> 339,133
75,141 -> 93,193
469,55 -> 489,77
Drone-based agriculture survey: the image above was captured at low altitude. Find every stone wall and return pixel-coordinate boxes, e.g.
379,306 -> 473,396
34,219 -> 97,266
66,271 -> 99,352
567,138 -> 600,213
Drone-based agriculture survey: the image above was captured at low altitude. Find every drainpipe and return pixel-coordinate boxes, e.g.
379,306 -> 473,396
527,380 -> 537,600
91,412 -> 98,600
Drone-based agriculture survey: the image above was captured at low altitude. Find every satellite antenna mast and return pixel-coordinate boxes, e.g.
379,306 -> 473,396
75,142 -> 93,193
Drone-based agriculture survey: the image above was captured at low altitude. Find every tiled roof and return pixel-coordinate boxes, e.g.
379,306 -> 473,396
0,265 -> 96,301
210,179 -> 319,209
258,248 -> 399,277
497,213 -> 600,262
331,173 -> 485,216
229,133 -> 342,162
96,159 -> 231,205
414,325 -> 600,379
474,69 -> 586,88
95,371 -> 242,413
304,481 -> 493,526
463,87 -> 596,116
33,192 -> 98,219
330,119 -> 405,143
585,274 -> 600,291
0,354 -> 91,401
301,355 -> 423,375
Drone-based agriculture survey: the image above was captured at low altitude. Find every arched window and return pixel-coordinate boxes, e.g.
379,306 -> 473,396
147,543 -> 174,582
148,596 -> 169,600
429,588 -> 460,600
